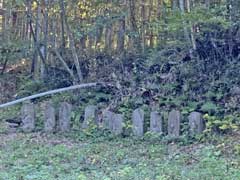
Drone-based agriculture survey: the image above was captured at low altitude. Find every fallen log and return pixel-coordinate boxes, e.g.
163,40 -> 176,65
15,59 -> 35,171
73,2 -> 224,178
0,82 -> 102,109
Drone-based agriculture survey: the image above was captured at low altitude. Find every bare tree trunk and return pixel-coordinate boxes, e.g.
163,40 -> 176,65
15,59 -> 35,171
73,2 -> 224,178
157,0 -> 167,45
53,49 -> 76,81
148,0 -> 154,48
59,0 -> 66,48
117,17 -> 125,52
105,23 -> 113,53
186,0 -> 196,50
41,0 -> 49,79
27,0 -> 48,77
96,25 -> 103,50
179,0 -> 191,46
59,0 -> 83,83
88,34 -> 94,54
141,0 -> 146,52
0,1 -> 5,41
1,58 -> 8,75
30,2 -> 36,71
128,0 -> 141,52
4,2 -> 11,42
80,36 -> 86,50
31,1 -> 40,78
25,1 -> 30,41
104,0 -> 113,54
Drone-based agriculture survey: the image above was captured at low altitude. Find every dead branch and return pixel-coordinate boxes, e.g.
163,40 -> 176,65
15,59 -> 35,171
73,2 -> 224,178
0,82 -> 102,109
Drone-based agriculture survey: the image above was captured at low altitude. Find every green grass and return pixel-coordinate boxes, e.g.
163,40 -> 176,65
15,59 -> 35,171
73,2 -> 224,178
0,130 -> 239,180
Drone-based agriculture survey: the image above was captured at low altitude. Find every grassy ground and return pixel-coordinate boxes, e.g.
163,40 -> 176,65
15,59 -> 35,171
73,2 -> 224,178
0,121 -> 240,180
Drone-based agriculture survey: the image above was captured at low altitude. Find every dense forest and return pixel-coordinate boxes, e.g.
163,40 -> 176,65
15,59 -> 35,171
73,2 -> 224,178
1,0 -> 240,124
0,0 -> 240,179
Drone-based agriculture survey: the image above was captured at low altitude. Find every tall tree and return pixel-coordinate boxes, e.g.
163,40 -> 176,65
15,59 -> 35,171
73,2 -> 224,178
59,0 -> 83,83
179,0 -> 192,47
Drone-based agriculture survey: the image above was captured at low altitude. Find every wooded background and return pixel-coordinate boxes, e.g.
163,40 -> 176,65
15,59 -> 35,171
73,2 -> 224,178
1,0 -> 239,81
0,0 -> 240,118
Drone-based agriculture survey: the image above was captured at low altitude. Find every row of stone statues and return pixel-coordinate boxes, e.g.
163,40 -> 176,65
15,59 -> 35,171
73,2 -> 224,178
20,102 -> 205,137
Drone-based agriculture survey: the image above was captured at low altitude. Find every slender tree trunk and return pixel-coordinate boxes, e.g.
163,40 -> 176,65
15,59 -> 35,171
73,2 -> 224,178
128,0 -> 141,52
53,49 -> 76,81
179,0 -> 191,46
148,0 -> 154,48
96,25 -> 103,50
1,58 -> 8,75
117,17 -> 125,52
59,0 -> 83,83
186,0 -> 196,50
1,1 -> 5,41
88,34 -> 94,54
141,0 -> 146,52
158,0 -> 167,45
5,2 -> 11,42
41,0 -> 49,79
104,0 -> 113,53
80,36 -> 86,50
31,1 -> 40,79
105,23 -> 113,53
59,0 -> 66,48
25,1 -> 30,41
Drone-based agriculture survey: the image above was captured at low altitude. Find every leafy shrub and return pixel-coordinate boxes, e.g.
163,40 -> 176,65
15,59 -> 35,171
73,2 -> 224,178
200,102 -> 219,115
203,114 -> 239,134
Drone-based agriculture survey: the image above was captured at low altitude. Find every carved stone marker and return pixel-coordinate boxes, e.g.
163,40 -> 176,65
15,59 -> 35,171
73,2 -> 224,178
102,110 -> 123,135
188,112 -> 205,135
21,102 -> 35,132
44,101 -> 56,132
168,110 -> 181,137
150,111 -> 162,134
112,113 -> 123,135
102,110 -> 114,130
82,105 -> 97,129
59,102 -> 72,132
132,108 -> 144,136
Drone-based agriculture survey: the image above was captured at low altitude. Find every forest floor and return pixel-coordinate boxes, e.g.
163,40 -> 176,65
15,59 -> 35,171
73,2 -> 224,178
0,120 -> 240,180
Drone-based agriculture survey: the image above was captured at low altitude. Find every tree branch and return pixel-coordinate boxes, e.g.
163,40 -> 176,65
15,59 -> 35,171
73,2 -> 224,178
53,48 -> 76,82
0,83 -> 102,109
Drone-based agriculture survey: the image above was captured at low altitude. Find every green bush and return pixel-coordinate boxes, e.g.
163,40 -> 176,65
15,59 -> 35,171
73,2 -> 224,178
203,114 -> 239,134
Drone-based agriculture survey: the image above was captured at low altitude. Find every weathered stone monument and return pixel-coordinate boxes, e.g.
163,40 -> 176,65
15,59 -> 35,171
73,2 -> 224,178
44,101 -> 56,132
188,112 -> 205,135
59,102 -> 72,132
102,110 -> 115,129
168,110 -> 181,137
21,102 -> 35,132
150,111 -> 162,134
132,108 -> 144,136
82,105 -> 97,129
111,113 -> 123,135
102,110 -> 123,135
